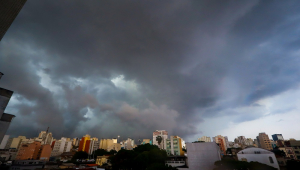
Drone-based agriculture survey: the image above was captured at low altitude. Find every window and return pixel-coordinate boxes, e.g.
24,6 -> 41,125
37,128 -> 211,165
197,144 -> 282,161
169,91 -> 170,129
295,151 -> 300,154
297,156 -> 300,159
269,157 -> 274,163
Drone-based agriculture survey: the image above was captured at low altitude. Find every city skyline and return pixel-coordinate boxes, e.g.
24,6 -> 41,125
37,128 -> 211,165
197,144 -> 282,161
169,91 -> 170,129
2,0 -> 300,142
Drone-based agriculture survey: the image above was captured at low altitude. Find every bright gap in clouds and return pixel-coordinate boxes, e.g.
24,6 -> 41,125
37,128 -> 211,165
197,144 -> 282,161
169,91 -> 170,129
195,84 -> 300,141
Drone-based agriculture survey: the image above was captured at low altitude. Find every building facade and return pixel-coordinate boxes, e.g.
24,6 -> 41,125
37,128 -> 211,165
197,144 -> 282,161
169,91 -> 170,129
5,136 -> 26,149
0,74 -> 15,143
213,135 -> 228,154
256,132 -> 272,150
290,140 -> 300,160
272,134 -> 284,141
78,134 -> 91,152
166,136 -> 184,156
153,130 -> 168,150
198,136 -> 211,142
237,148 -> 279,170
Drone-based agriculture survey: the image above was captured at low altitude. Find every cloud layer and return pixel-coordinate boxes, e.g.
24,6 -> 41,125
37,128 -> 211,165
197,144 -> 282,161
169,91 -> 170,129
1,0 -> 300,141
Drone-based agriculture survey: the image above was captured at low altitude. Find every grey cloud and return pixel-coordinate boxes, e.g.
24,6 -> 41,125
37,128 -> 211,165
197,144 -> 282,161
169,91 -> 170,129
1,0 -> 300,140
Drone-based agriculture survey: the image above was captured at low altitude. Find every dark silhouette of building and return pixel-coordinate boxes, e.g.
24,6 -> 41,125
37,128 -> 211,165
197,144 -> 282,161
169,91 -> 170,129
0,0 -> 27,41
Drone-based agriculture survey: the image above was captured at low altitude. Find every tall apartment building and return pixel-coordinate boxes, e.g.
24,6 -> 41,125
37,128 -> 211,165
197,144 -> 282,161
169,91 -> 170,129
78,134 -> 91,152
256,132 -> 272,150
166,136 -> 184,156
38,131 -> 53,145
0,0 -> 27,41
198,136 -> 211,142
272,134 -> 284,141
16,141 -> 41,160
51,137 -> 72,157
212,135 -> 228,153
153,130 -> 168,149
16,141 -> 52,161
85,137 -> 99,154
0,73 -> 15,143
5,136 -> 26,149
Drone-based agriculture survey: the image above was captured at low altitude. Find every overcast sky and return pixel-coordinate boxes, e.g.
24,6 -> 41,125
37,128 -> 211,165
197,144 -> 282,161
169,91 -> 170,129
1,0 -> 300,142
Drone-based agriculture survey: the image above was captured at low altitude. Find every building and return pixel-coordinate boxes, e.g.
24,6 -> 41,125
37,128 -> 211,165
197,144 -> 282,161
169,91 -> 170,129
0,73 -> 15,143
10,160 -> 46,170
182,142 -> 221,170
166,136 -> 184,156
78,134 -> 91,152
141,139 -> 151,144
39,144 -> 52,161
16,141 -> 41,160
270,140 -> 277,149
5,136 -> 26,149
237,147 -> 279,170
290,140 -> 300,160
153,130 -> 168,149
278,147 -> 296,159
100,139 -> 114,150
212,135 -> 228,155
0,148 -> 18,161
244,138 -> 254,146
198,136 -> 211,142
0,135 -> 9,149
107,143 -> 121,152
87,138 -> 100,154
38,131 -> 53,145
256,132 -> 272,150
0,0 -> 27,41
272,134 -> 284,141
51,137 -> 72,157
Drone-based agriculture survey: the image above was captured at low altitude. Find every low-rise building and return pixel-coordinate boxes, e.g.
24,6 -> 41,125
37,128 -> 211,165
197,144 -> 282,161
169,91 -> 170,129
237,147 -> 279,170
10,160 -> 46,170
290,140 -> 300,160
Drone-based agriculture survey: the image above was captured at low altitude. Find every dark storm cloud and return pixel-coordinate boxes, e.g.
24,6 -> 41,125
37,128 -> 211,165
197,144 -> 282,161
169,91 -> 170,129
1,0 -> 300,140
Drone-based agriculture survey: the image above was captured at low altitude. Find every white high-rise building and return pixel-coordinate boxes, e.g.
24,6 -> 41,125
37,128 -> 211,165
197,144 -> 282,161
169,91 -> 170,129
51,137 -> 72,156
38,131 -> 53,145
198,136 -> 211,142
153,130 -> 168,149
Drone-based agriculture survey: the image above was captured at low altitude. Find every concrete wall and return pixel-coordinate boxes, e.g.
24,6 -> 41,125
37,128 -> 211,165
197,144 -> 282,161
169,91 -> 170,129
185,142 -> 221,170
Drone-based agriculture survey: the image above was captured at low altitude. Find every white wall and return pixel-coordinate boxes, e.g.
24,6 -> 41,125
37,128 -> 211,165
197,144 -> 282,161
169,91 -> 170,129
185,142 -> 221,170
237,153 -> 279,170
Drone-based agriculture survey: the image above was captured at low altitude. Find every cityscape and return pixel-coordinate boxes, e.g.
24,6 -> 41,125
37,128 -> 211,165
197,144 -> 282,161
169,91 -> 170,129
2,0 -> 300,170
1,129 -> 300,170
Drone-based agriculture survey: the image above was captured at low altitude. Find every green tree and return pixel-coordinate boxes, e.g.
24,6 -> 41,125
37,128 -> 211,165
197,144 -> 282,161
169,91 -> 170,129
71,151 -> 88,162
156,136 -> 163,145
92,149 -> 109,157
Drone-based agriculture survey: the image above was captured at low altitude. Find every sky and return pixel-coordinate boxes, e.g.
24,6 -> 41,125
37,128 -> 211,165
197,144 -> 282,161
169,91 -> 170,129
1,0 -> 300,142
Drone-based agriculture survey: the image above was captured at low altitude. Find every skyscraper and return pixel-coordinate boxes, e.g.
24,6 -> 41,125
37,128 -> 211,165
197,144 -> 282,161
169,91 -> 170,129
78,134 -> 91,152
0,0 -> 27,41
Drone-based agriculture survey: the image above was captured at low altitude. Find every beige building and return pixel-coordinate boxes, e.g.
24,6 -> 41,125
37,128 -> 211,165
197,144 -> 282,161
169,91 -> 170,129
100,139 -> 116,151
198,136 -> 211,142
5,136 -> 26,149
290,140 -> 300,160
256,132 -> 272,150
